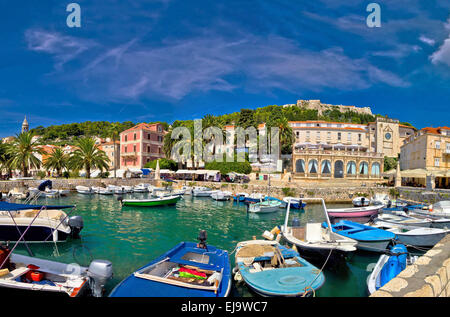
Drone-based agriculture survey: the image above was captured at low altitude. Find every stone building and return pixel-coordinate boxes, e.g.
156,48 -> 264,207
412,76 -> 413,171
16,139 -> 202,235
400,126 -> 450,188
99,140 -> 120,172
290,121 -> 384,180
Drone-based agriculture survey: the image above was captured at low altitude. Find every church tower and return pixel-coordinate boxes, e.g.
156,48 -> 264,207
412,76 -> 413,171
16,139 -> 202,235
21,116 -> 29,133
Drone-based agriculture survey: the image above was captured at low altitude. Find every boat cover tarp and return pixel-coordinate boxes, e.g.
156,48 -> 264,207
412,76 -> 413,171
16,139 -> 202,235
0,202 -> 74,211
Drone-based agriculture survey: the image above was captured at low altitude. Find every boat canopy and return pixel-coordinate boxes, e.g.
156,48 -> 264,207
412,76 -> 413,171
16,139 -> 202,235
0,201 -> 74,211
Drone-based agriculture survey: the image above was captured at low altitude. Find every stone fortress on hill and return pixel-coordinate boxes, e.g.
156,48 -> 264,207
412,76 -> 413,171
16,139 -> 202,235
283,99 -> 373,116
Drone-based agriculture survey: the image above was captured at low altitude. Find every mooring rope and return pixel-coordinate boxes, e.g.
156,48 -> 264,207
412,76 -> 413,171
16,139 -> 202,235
302,247 -> 333,297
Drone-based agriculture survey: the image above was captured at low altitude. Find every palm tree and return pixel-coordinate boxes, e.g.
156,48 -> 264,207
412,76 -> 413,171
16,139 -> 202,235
43,147 -> 69,177
6,132 -> 43,177
0,143 -> 13,179
106,123 -> 121,178
69,137 -> 110,178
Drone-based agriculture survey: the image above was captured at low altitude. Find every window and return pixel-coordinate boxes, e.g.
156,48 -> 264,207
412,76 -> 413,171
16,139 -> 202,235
124,135 -> 127,142
316,131 -> 321,139
308,159 -> 318,174
296,160 -> 305,173
347,133 -> 351,141
327,131 -> 331,139
385,132 -> 392,140
147,134 -> 150,140
124,146 -> 127,153
435,141 -> 441,149
133,145 -> 136,152
321,160 -> 331,174
435,158 -> 440,167
158,126 -> 162,132
147,146 -> 150,153
347,161 -> 356,175
296,131 -> 300,138
359,161 -> 369,175
133,133 -> 137,141
371,163 -> 380,176
358,134 -> 362,142
337,132 -> 341,141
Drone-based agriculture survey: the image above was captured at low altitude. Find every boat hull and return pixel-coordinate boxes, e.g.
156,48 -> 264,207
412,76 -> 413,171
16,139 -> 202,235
122,196 -> 180,207
0,225 -> 69,243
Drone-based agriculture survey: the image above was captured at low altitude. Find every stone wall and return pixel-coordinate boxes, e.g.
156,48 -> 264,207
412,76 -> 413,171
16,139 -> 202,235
184,180 -> 389,203
399,187 -> 450,204
0,178 -> 152,192
371,235 -> 450,297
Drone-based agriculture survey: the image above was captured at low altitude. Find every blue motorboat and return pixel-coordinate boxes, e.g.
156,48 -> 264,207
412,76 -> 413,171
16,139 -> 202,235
282,197 -> 307,209
109,232 -> 231,297
367,244 -> 417,294
234,240 -> 325,296
323,220 -> 397,252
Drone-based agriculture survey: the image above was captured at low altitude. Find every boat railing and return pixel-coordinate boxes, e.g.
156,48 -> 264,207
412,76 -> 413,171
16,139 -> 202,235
282,197 -> 334,242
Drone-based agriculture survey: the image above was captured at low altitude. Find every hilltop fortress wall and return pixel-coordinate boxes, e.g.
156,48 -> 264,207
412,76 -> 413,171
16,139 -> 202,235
283,99 -> 373,116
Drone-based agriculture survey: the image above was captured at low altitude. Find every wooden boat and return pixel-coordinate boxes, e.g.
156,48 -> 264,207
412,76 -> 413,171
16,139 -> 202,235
370,223 -> 449,247
234,240 -> 325,297
109,235 -> 231,297
281,198 -> 357,263
247,200 -> 283,213
0,247 -> 112,297
327,205 -> 383,218
367,244 -> 418,295
324,220 -> 396,252
352,197 -> 371,207
120,195 -> 181,207
75,186 -> 92,194
282,197 -> 306,209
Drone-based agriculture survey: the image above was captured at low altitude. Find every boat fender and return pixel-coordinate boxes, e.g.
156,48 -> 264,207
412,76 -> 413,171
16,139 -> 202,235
233,271 -> 242,282
262,231 -> 274,241
270,226 -> 281,236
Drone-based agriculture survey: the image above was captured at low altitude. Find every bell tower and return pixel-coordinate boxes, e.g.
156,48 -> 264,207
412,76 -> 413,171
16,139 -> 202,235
21,116 -> 29,133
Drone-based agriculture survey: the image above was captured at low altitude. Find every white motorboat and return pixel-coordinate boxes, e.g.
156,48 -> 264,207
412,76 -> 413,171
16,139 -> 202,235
181,186 -> 193,195
122,186 -> 134,193
7,189 -> 27,200
382,209 -> 450,230
98,187 -> 114,195
211,191 -> 232,201
192,187 -> 215,197
91,187 -> 101,194
352,196 -> 371,207
370,222 -> 449,247
372,213 -> 433,229
247,200 -> 282,213
28,188 -> 43,198
76,186 -> 93,194
372,194 -> 390,206
44,189 -> 60,198
0,251 -> 112,297
133,184 -> 149,193
281,198 -> 357,262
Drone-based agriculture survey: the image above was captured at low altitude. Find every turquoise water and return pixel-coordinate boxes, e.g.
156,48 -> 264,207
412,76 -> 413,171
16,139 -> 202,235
12,193 -> 383,297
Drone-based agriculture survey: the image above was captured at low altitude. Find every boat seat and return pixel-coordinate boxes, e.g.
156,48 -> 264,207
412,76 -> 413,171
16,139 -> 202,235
291,227 -> 306,241
3,266 -> 30,280
306,223 -> 322,243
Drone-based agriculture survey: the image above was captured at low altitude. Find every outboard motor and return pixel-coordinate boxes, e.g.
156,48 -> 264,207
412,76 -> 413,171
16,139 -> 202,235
87,260 -> 113,297
197,230 -> 208,250
361,197 -> 365,206
68,216 -> 84,239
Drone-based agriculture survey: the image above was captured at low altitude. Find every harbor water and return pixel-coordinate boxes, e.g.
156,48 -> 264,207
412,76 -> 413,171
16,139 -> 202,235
10,193 -> 393,297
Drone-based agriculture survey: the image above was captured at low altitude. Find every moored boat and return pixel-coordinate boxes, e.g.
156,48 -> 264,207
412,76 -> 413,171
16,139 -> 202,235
327,205 -> 383,218
211,191 -> 232,201
120,195 -> 181,207
367,244 -> 417,295
282,197 -> 306,209
233,192 -> 249,202
352,197 -> 371,207
109,232 -> 231,297
324,220 -> 396,252
234,240 -> 325,297
192,187 -> 215,197
76,186 -> 93,194
247,200 -> 283,213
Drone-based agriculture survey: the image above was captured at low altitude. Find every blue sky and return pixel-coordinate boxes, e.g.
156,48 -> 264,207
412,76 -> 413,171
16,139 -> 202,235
0,0 -> 450,137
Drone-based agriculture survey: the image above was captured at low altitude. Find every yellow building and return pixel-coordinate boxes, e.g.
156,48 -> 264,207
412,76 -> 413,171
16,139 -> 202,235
290,121 -> 384,180
400,126 -> 450,188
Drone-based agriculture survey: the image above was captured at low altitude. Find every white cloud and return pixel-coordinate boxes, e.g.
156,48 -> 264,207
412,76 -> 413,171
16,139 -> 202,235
419,35 -> 436,46
430,38 -> 450,66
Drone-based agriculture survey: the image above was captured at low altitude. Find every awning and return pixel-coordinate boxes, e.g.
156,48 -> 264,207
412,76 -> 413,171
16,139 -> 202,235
0,201 -> 74,211
175,169 -> 193,174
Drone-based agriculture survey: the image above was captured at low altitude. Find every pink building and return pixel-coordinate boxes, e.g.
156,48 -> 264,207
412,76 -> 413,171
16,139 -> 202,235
119,123 -> 166,169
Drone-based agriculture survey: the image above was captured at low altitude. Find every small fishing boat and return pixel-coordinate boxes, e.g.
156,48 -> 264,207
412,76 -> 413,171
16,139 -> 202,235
122,186 -> 134,193
372,194 -> 390,206
282,197 -> 306,209
98,187 -> 114,195
369,223 -> 449,247
234,240 -> 325,297
181,186 -> 192,195
324,220 -> 396,252
367,244 -> 418,295
76,186 -> 93,194
133,184 -> 150,193
372,213 -> 433,229
244,193 -> 267,203
352,197 -> 371,207
327,205 -> 383,218
281,198 -> 357,263
109,231 -> 231,297
233,193 -> 249,202
192,187 -> 215,197
0,246 -> 112,297
120,195 -> 181,207
248,200 -> 283,213
211,191 -> 232,201
91,187 -> 101,194
410,201 -> 450,218
44,189 -> 60,198
28,188 -> 44,198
